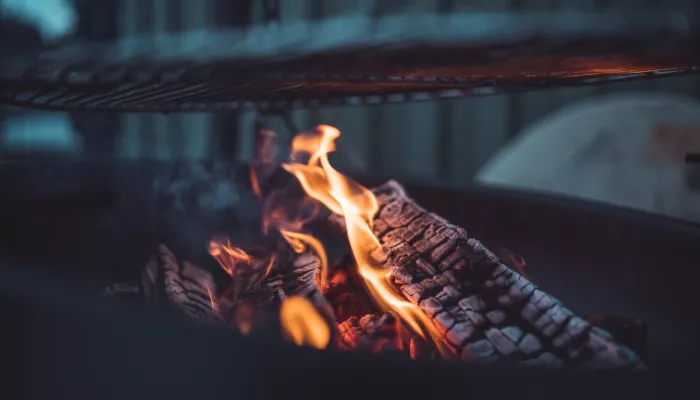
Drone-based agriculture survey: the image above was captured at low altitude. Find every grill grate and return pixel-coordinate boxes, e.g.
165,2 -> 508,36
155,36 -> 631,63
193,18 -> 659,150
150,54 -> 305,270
1,12 -> 699,112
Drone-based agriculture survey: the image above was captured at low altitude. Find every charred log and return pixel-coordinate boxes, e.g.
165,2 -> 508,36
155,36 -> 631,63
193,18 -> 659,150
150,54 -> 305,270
330,180 -> 644,370
139,244 -> 224,324
324,256 -> 378,322
337,313 -> 404,354
218,245 -> 336,328
586,314 -> 649,362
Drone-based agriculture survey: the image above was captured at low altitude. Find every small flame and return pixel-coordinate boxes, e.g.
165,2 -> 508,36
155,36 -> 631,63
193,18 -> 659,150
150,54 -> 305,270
283,125 -> 448,355
208,238 -> 251,277
250,167 -> 263,200
205,285 -> 218,312
280,296 -> 331,349
263,254 -> 276,279
279,229 -> 328,289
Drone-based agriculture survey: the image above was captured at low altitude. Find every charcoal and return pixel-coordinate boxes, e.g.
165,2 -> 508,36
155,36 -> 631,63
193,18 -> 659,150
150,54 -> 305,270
337,313 -> 402,354
330,180 -> 645,370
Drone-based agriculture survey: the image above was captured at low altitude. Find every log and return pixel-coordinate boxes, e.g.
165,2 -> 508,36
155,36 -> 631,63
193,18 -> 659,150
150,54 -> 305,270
141,244 -> 224,324
330,180 -> 644,370
135,244 -> 223,323
217,245 -> 336,328
337,313 -> 404,354
323,256 -> 378,323
586,314 -> 649,362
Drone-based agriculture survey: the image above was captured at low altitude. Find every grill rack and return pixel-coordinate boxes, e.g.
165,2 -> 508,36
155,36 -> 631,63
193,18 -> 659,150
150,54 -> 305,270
1,12 -> 699,112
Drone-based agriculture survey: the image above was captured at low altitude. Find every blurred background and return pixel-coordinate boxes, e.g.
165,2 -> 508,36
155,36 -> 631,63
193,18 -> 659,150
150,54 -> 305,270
1,0 -> 699,223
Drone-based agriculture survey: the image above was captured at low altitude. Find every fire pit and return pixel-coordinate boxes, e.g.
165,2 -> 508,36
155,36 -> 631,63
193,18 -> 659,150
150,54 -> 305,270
2,9 -> 700,379
3,123 -> 699,371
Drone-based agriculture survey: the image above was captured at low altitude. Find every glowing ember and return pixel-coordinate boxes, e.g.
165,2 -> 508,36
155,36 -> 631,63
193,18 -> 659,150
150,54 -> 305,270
283,125 -> 449,356
280,296 -> 331,350
205,285 -> 218,312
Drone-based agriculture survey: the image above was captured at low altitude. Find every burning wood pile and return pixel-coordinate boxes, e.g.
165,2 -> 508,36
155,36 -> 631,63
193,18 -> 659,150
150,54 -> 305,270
105,125 -> 647,370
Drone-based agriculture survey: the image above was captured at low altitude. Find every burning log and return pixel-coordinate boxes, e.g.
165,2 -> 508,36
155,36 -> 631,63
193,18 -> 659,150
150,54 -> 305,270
330,180 -> 644,370
209,239 -> 336,331
141,244 -> 224,324
323,256 -> 378,322
586,314 -> 649,362
337,313 -> 403,354
228,250 -> 332,316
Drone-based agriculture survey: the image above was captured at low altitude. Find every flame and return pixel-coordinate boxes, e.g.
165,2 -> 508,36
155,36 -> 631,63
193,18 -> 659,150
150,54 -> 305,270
279,229 -> 328,289
205,285 -> 218,312
280,296 -> 331,349
250,167 -> 263,200
208,238 -> 251,277
283,125 -> 448,355
208,237 -> 275,301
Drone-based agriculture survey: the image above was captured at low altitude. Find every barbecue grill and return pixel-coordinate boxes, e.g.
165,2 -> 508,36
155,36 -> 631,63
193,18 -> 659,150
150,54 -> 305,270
2,7 -> 700,397
1,11 -> 699,112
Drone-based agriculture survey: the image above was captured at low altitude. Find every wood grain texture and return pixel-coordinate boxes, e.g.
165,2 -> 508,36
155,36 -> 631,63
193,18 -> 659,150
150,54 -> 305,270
330,180 -> 644,369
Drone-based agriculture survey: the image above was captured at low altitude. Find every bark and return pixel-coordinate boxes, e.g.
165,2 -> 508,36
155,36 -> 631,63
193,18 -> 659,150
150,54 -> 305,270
330,180 -> 644,370
337,313 -> 404,354
217,245 -> 336,328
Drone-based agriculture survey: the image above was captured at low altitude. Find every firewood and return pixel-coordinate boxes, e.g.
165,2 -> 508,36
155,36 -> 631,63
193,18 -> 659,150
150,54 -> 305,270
337,313 -> 403,354
218,245 -> 336,328
586,314 -> 649,362
330,180 -> 644,370
323,256 -> 378,323
141,244 -> 224,324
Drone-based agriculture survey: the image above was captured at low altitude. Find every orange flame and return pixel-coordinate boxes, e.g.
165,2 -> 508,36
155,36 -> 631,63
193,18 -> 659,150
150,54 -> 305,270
280,296 -> 331,349
279,228 -> 328,289
208,238 -> 251,277
250,167 -> 263,200
282,125 -> 448,356
205,285 -> 218,312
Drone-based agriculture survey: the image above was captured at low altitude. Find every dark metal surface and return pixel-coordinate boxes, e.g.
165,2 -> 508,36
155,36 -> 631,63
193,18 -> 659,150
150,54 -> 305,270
1,12 -> 698,112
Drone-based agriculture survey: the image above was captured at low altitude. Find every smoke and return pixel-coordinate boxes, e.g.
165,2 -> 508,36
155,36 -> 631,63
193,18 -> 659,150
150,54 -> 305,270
153,161 -> 263,265
1,0 -> 77,41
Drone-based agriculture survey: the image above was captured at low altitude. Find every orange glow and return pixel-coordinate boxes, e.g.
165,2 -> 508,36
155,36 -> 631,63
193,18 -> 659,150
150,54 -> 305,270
280,296 -> 331,349
279,229 -> 328,289
283,125 -> 449,356
206,285 -> 218,312
208,238 -> 251,277
263,254 -> 276,279
234,302 -> 253,335
250,167 -> 263,200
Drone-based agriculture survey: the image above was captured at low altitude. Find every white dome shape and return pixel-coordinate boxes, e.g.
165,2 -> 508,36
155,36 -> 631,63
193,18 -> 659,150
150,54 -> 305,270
476,92 -> 700,223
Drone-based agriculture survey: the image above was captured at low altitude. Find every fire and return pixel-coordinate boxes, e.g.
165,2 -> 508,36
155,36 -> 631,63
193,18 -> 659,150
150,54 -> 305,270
250,167 -> 263,199
283,125 -> 448,355
279,296 -> 331,350
208,238 -> 251,277
205,285 -> 218,311
208,237 -> 274,301
252,154 -> 328,289
279,229 -> 328,289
